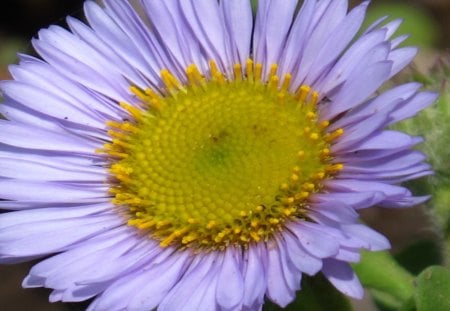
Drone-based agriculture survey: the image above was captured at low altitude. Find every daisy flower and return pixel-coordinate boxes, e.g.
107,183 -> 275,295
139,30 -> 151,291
0,0 -> 437,310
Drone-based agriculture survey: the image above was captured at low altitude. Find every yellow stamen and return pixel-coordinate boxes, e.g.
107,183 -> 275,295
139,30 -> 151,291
255,63 -> 263,82
233,63 -> 242,81
246,58 -> 254,81
297,85 -> 311,103
209,60 -> 225,85
326,128 -> 344,142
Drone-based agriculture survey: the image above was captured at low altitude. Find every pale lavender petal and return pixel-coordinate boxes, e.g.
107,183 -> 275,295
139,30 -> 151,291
382,19 -> 403,39
342,224 -> 390,251
312,192 -> 386,210
293,0 -> 349,85
289,222 -> 340,258
315,29 -> 388,95
217,247 -> 244,310
266,240 -> 296,307
322,259 -> 364,299
67,16 -> 150,89
333,247 -> 361,263
103,0 -> 178,81
0,121 -> 98,153
283,231 -> 322,276
389,91 -> 438,124
0,204 -> 110,230
332,113 -> 389,153
279,0 -> 317,76
322,61 -> 392,120
242,244 -> 267,308
83,1 -> 160,83
0,214 -> 122,258
341,130 -> 418,153
220,0 -> 253,65
179,1 -> 231,73
310,201 -> 359,224
326,179 -> 409,199
253,0 -> 297,73
388,47 -> 417,78
0,180 -> 106,202
158,254 -> 218,311
391,34 -> 409,48
305,2 -> 369,85
126,252 -> 191,311
33,28 -> 131,101
0,156 -> 104,181
8,60 -> 122,119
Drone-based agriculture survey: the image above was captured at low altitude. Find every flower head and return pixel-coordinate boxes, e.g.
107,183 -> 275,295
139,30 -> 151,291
0,0 -> 437,310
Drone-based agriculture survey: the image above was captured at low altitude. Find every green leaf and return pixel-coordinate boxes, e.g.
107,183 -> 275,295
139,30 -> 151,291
414,266 -> 450,311
262,274 -> 352,311
353,251 -> 415,309
395,240 -> 444,275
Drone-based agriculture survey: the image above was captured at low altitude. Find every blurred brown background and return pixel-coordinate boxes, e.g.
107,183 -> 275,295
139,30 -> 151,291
0,0 -> 449,310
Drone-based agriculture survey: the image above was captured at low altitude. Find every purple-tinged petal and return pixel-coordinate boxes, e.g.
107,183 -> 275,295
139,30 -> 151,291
340,130 -> 418,153
0,214 -> 122,258
312,192 -> 386,210
329,82 -> 422,131
216,247 -> 244,310
0,121 -> 98,154
220,0 -> 253,65
0,180 -> 106,202
315,29 -> 388,95
126,251 -> 191,311
342,224 -> 390,251
266,239 -> 296,307
158,253 -> 218,311
309,201 -> 359,224
83,1 -> 160,83
0,204 -> 110,230
326,179 -> 409,200
389,91 -> 438,124
67,17 -> 150,89
305,2 -> 369,85
279,0 -> 316,76
289,222 -> 340,258
322,259 -> 364,299
382,19 -> 403,39
388,47 -> 417,78
179,1 -> 231,73
283,231 -> 322,276
7,60 -> 123,119
253,0 -> 298,74
322,61 -> 392,120
342,151 -> 426,173
0,156 -> 105,181
293,0 -> 349,86
362,16 -> 389,35
242,244 -> 267,308
33,29 -> 131,101
333,247 -> 361,263
390,34 -> 409,49
332,113 -> 390,152
103,0 -> 178,80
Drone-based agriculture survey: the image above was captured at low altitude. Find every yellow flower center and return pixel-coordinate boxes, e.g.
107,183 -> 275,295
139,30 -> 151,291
100,59 -> 343,250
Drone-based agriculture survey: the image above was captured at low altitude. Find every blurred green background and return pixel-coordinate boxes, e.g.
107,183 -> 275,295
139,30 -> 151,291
0,0 -> 448,310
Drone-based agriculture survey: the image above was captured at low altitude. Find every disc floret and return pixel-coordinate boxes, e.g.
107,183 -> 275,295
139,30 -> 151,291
100,60 -> 343,250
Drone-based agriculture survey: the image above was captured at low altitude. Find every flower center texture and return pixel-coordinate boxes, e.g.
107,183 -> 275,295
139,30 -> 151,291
101,59 -> 343,250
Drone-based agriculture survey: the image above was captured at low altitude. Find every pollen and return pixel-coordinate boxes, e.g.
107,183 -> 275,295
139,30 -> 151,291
101,59 -> 342,250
